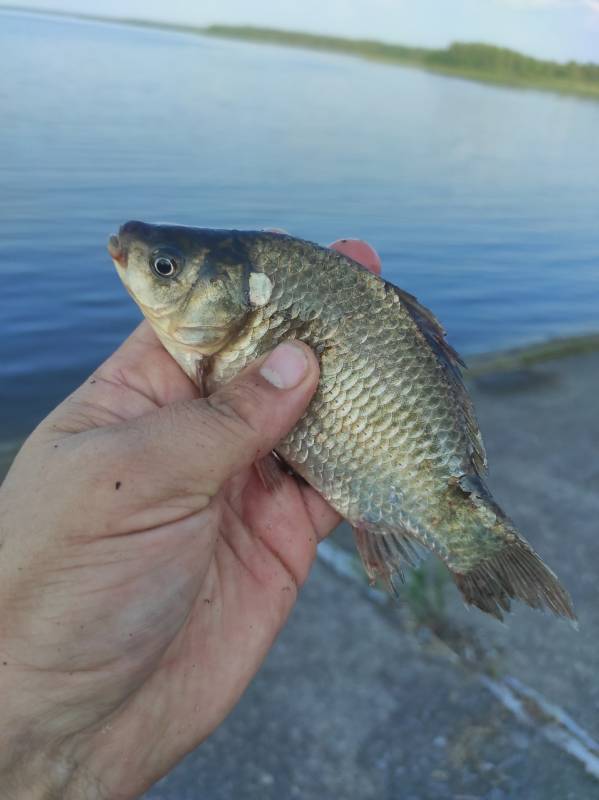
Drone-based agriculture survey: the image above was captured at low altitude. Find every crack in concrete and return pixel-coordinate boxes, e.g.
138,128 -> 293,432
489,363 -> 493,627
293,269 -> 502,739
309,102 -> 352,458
317,539 -> 599,783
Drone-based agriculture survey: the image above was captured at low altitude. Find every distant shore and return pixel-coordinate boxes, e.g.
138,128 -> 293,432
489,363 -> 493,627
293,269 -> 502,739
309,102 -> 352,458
466,331 -> 599,375
203,26 -> 599,101
2,6 -> 599,100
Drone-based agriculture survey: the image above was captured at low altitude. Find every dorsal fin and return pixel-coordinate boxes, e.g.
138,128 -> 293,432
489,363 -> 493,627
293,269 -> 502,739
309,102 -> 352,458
387,282 -> 487,476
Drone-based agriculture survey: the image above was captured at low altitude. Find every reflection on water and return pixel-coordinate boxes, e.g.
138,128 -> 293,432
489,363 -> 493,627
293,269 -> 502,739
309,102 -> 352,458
1,10 -> 598,441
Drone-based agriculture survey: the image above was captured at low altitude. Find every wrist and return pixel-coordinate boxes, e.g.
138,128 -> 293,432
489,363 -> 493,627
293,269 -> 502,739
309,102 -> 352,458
0,739 -> 100,800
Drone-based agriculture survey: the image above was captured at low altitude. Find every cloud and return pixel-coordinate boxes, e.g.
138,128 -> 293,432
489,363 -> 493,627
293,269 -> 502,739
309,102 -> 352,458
497,0 -> 599,15
497,0 -> 584,6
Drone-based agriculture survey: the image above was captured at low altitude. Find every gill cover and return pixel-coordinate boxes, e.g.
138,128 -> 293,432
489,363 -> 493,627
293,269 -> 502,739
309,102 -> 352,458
110,222 -> 274,355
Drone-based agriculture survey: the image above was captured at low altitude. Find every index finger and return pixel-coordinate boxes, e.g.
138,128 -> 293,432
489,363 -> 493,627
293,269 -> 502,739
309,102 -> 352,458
329,239 -> 382,276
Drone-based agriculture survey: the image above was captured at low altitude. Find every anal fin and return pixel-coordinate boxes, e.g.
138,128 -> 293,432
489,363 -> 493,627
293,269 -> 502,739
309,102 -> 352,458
255,452 -> 286,492
195,357 -> 212,398
353,522 -> 424,596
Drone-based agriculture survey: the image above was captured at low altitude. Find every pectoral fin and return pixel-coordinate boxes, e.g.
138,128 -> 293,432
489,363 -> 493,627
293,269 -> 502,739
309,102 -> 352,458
195,357 -> 211,398
255,452 -> 286,492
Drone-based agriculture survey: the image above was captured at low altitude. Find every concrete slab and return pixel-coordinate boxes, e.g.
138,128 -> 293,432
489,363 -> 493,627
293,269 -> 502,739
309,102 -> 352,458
454,354 -> 599,737
144,560 -> 598,799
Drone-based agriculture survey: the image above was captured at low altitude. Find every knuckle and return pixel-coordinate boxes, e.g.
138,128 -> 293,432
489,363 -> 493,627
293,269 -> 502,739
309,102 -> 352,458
206,380 -> 265,442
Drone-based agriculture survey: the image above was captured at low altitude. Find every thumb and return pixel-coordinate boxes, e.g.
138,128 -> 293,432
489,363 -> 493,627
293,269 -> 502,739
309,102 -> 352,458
117,341 -> 319,499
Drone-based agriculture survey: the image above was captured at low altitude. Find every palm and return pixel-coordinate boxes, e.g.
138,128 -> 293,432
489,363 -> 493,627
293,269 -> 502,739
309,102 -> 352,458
48,321 -> 338,796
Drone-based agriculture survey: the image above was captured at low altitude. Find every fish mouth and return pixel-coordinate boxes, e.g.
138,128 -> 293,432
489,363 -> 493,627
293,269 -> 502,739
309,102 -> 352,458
107,233 -> 127,267
177,324 -> 230,333
149,323 -> 232,357
173,324 -> 231,348
135,298 -> 177,320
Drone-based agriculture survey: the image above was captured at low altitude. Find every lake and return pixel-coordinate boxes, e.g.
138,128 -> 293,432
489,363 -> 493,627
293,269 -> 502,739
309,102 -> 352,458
1,10 -> 598,444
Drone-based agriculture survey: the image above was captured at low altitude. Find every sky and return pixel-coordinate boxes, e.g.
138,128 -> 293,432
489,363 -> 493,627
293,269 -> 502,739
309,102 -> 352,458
4,0 -> 599,62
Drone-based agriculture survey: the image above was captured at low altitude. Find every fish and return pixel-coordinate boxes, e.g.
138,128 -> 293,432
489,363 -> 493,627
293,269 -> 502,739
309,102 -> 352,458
108,220 -> 575,622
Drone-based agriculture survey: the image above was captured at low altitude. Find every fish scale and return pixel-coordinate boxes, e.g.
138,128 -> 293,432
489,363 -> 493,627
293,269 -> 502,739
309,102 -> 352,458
111,222 -> 575,622
212,241 -> 501,554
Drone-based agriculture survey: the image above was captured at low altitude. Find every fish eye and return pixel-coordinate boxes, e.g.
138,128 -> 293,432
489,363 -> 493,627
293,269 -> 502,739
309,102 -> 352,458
151,254 -> 179,278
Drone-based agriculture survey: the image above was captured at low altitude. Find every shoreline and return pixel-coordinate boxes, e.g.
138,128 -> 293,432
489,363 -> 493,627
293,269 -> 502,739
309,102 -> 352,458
465,331 -> 599,376
1,7 -> 598,101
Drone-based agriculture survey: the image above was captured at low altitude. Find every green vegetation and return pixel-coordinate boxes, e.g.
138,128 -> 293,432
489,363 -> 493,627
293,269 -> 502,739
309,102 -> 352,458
403,560 -> 449,632
467,332 -> 599,376
2,6 -> 599,100
203,25 -> 599,100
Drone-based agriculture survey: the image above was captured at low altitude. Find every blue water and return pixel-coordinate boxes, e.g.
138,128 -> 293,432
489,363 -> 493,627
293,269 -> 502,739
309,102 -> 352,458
1,10 -> 598,441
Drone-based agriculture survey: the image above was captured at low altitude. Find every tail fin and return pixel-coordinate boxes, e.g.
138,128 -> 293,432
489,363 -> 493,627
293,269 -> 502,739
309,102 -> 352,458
452,538 -> 576,622
353,519 -> 576,623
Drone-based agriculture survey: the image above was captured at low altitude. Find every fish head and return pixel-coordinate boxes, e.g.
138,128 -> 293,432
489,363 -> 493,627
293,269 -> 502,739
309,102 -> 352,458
108,221 -> 272,358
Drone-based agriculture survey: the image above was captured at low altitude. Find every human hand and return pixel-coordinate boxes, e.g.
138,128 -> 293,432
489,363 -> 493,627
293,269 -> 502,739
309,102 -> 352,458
0,239 -> 381,799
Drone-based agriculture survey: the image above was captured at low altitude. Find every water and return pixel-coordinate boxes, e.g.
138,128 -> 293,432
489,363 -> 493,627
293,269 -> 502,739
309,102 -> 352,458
1,10 -> 598,442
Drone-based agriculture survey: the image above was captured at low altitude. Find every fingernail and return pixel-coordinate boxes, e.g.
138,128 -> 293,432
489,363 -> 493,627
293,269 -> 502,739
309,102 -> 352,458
260,342 -> 309,389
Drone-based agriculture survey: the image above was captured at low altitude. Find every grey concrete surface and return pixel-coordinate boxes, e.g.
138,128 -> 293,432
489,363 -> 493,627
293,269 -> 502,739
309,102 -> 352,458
142,350 -> 599,799
143,559 -> 598,800
456,353 -> 599,736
